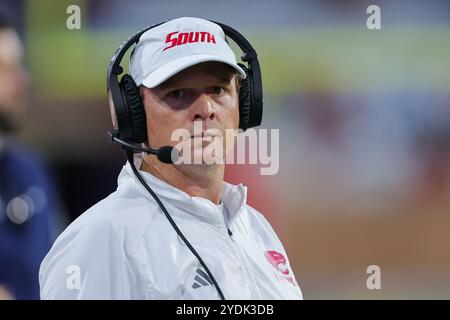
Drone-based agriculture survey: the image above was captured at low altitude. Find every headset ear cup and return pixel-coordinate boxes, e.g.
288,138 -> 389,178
121,74 -> 148,143
238,64 -> 252,131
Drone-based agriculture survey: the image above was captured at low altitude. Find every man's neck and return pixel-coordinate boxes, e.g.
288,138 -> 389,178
140,155 -> 225,205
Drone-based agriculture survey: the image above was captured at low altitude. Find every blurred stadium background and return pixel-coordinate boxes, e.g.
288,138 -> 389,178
2,0 -> 450,299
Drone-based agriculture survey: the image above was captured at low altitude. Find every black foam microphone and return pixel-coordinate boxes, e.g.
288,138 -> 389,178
107,129 -> 179,164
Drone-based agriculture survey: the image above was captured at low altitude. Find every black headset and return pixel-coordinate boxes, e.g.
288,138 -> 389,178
107,20 -> 263,145
106,19 -> 263,300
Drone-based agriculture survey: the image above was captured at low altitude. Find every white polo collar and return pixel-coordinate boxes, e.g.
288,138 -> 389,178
117,162 -> 247,227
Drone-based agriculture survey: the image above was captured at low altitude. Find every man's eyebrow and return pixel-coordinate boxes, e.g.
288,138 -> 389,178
157,73 -> 235,91
157,81 -> 176,91
215,72 -> 236,84
216,75 -> 234,85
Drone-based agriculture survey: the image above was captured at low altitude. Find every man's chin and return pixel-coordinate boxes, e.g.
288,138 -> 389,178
174,151 -> 226,166
173,138 -> 226,165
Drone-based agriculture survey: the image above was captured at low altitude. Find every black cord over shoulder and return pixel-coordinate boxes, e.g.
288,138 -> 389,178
125,150 -> 226,300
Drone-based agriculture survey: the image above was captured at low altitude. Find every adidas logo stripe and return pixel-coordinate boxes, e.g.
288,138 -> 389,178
192,268 -> 213,289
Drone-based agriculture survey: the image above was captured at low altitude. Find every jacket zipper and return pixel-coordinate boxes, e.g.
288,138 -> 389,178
225,227 -> 262,299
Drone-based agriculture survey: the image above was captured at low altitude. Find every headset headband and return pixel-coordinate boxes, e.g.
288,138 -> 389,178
107,19 -> 263,140
108,20 -> 262,98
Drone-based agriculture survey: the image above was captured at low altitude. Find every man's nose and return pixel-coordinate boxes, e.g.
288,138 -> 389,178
191,93 -> 216,122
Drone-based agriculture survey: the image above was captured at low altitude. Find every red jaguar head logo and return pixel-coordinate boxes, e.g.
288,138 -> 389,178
265,250 -> 289,275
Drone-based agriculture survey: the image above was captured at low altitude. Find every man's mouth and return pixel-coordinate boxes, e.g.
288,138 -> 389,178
190,132 -> 217,139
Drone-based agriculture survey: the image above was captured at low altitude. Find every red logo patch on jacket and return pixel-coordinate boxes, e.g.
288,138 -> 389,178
265,250 -> 298,287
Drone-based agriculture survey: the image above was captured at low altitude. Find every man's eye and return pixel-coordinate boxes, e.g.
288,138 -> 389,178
212,87 -> 224,95
169,90 -> 184,99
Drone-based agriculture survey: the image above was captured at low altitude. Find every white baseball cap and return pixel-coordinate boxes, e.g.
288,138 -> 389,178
130,17 -> 246,88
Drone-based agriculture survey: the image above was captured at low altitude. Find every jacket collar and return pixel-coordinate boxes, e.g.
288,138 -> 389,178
117,162 -> 248,227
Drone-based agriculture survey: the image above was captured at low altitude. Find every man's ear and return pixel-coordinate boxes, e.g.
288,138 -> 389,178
139,85 -> 149,110
139,85 -> 146,99
235,72 -> 241,93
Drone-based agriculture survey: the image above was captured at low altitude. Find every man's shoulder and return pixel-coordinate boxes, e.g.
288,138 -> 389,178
39,183 -> 165,299
237,203 -> 283,244
50,184 -> 162,254
2,138 -> 51,181
240,204 -> 272,228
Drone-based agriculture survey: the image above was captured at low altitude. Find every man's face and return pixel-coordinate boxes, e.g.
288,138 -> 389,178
140,61 -> 239,164
0,28 -> 29,132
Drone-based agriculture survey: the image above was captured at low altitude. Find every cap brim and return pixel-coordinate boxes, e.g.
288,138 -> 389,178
141,54 -> 246,88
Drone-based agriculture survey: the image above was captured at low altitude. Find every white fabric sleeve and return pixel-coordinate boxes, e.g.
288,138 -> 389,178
39,219 -> 138,300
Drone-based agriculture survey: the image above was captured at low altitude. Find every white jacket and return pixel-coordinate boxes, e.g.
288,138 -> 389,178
39,162 -> 302,300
